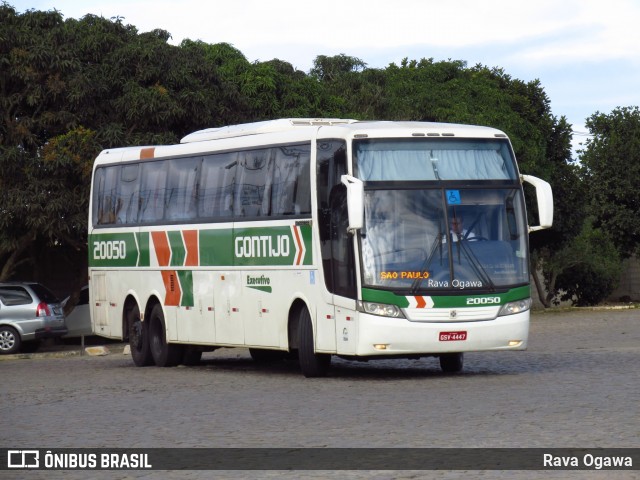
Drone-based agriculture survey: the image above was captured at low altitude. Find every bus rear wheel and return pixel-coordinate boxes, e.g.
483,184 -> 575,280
128,304 -> 153,367
297,306 -> 330,377
149,304 -> 183,367
439,352 -> 464,373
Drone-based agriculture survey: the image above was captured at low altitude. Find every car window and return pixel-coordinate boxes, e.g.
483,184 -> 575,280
28,284 -> 60,303
0,287 -> 33,306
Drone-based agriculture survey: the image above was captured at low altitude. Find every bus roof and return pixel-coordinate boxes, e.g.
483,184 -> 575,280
180,118 -> 359,143
180,118 -> 508,143
93,119 -> 511,166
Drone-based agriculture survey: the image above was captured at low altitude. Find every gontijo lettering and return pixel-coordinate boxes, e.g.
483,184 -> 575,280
235,235 -> 290,258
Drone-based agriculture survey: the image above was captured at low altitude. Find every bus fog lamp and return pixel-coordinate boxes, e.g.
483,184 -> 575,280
374,344 -> 389,350
498,298 -> 532,316
508,340 -> 523,347
357,301 -> 404,318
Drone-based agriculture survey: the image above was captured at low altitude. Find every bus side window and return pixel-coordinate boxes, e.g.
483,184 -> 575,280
271,145 -> 311,216
199,152 -> 237,219
139,161 -> 168,223
94,166 -> 119,225
116,164 -> 140,224
165,157 -> 200,222
235,149 -> 273,218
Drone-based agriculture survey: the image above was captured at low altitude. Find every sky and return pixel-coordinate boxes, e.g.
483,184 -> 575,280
14,0 -> 640,156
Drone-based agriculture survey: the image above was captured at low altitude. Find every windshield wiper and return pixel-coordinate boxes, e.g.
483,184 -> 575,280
410,234 -> 496,293
411,231 -> 444,293
455,240 -> 496,291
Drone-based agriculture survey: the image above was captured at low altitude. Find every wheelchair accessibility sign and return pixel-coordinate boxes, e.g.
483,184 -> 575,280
446,190 -> 461,205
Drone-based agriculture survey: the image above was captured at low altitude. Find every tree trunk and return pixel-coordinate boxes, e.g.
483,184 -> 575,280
531,266 -> 551,308
0,232 -> 36,281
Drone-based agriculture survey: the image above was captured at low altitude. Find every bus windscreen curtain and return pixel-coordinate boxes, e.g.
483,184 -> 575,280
357,148 -> 511,181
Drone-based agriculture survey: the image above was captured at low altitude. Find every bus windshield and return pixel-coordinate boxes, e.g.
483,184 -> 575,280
360,188 -> 529,292
354,136 -> 530,292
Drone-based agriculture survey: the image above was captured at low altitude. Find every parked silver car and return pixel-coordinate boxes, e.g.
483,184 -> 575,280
0,282 -> 67,354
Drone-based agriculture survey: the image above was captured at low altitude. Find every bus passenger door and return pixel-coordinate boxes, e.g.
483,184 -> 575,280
90,273 -> 110,337
328,185 -> 359,355
213,271 -> 244,345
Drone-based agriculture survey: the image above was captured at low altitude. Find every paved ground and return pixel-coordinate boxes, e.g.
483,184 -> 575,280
1,308 -> 639,480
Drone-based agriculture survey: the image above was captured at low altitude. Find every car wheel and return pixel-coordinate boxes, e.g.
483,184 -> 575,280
0,326 -> 21,355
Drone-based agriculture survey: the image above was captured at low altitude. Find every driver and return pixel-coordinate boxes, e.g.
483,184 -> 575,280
447,216 -> 475,242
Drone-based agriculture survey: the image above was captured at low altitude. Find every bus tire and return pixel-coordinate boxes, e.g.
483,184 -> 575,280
128,304 -> 153,367
439,352 -> 464,373
148,304 -> 183,367
297,307 -> 330,377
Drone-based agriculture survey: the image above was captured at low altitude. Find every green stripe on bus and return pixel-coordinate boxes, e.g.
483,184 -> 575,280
199,229 -> 234,266
361,285 -> 531,308
91,225 -> 313,268
136,232 -> 150,267
168,230 -> 186,266
233,225 -> 311,267
89,233 -> 138,267
177,270 -> 194,306
300,224 -> 313,265
430,286 -> 530,308
361,289 -> 411,307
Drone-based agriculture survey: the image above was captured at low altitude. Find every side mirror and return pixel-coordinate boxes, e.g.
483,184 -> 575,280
341,175 -> 364,232
521,174 -> 553,232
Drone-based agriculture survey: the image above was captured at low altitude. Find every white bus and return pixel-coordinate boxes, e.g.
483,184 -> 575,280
88,119 -> 552,377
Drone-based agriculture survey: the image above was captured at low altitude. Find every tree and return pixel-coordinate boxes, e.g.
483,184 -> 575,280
549,218 -> 622,306
1,5 -> 88,281
580,106 -> 640,258
0,6 -> 228,282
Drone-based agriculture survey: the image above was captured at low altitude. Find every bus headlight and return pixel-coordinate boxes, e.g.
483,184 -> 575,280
498,298 -> 532,316
357,301 -> 405,318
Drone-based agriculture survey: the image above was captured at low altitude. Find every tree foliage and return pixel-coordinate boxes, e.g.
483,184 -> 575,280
551,218 -> 622,306
580,106 -> 640,259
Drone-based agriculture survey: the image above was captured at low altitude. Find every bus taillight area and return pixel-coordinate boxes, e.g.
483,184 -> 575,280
351,309 -> 530,358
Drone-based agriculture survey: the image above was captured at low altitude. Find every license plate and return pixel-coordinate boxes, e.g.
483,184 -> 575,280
439,331 -> 467,341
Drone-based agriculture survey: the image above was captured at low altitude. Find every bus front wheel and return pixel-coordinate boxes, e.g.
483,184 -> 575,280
148,304 -> 183,367
128,304 -> 153,367
297,307 -> 330,377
